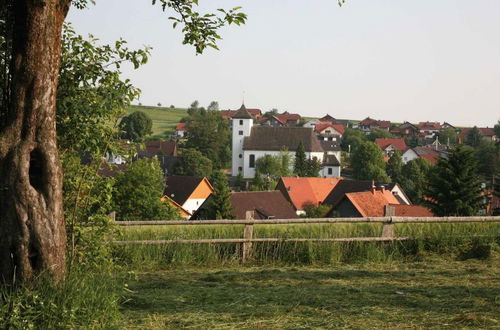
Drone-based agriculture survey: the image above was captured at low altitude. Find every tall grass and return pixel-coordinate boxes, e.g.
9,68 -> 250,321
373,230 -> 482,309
0,267 -> 124,329
114,222 -> 500,268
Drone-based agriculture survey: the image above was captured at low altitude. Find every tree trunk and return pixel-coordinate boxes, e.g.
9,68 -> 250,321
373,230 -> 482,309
0,0 -> 70,283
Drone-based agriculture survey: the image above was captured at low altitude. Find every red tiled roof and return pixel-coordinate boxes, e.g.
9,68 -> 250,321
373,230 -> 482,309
277,177 -> 341,210
175,122 -> 188,131
139,141 -> 177,157
344,191 -> 391,217
359,117 -> 378,126
276,113 -> 301,123
378,121 -> 391,129
314,122 -> 345,135
458,127 -> 496,139
392,204 -> 434,217
418,121 -> 441,130
359,117 -> 391,129
375,138 -> 407,151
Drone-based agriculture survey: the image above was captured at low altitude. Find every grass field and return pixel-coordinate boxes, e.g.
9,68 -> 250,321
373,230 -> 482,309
115,222 -> 500,268
122,253 -> 500,329
125,105 -> 187,137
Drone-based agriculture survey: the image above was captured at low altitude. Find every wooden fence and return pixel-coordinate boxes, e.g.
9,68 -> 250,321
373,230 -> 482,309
114,214 -> 500,262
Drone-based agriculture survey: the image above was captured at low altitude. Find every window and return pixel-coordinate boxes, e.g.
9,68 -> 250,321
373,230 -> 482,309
239,154 -> 242,159
328,168 -> 333,175
238,166 -> 242,172
249,154 -> 255,168
238,130 -> 243,135
239,119 -> 243,125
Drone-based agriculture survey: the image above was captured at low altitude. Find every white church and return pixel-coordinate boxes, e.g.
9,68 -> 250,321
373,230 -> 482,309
231,105 -> 341,179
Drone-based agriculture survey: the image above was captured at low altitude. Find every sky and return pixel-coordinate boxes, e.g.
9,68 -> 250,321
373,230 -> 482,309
67,0 -> 500,127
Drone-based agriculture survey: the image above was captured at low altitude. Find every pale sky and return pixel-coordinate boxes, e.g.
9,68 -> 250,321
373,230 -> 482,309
68,0 -> 500,127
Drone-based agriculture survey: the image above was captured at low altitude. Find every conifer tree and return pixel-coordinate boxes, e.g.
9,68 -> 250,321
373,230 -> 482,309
207,171 -> 233,219
294,141 -> 307,176
465,126 -> 482,147
425,146 -> 483,216
387,150 -> 404,183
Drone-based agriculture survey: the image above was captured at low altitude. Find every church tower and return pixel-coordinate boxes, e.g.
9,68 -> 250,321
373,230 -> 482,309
231,104 -> 253,176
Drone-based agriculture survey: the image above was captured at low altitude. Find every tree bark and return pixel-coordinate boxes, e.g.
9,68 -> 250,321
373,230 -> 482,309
0,0 -> 70,283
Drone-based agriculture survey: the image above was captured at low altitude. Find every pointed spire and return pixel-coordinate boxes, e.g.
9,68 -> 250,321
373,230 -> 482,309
232,103 -> 252,119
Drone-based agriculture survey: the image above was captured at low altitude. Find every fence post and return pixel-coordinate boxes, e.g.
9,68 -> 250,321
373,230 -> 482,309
382,206 -> 395,238
242,211 -> 254,262
108,211 -> 116,222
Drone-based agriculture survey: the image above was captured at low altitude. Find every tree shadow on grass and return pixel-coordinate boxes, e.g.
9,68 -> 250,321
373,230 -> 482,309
123,265 -> 500,328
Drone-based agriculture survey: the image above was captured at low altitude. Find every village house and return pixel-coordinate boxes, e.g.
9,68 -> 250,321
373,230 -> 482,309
136,140 -> 178,175
322,180 -> 412,206
314,122 -> 345,138
401,146 -> 440,165
162,176 -> 214,218
418,121 -> 441,139
228,191 -> 298,220
231,105 -> 340,179
276,177 -> 341,215
328,189 -> 434,218
390,121 -> 419,139
175,122 -> 188,138
358,117 -> 391,134
374,138 -> 407,157
259,112 -> 301,127
441,122 -> 456,130
458,127 -> 497,143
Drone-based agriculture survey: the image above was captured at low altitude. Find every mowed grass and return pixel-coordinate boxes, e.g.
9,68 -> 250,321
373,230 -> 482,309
122,254 -> 500,329
125,105 -> 187,137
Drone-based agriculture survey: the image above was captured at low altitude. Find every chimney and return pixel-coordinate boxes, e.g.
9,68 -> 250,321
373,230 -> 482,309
370,180 -> 376,194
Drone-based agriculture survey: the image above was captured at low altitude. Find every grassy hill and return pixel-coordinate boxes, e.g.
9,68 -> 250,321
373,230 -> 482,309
125,105 -> 188,138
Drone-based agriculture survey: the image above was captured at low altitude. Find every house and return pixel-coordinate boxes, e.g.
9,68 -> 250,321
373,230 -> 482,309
374,138 -> 407,157
458,127 -> 497,143
105,140 -> 136,165
320,154 -> 342,178
229,191 -> 298,219
322,180 -> 412,206
319,114 -> 350,126
328,189 -> 434,217
418,122 -> 441,139
260,112 -> 301,127
314,122 -> 345,137
175,122 -> 188,138
232,105 -> 331,178
303,118 -> 323,129
390,122 -> 419,138
401,146 -> 440,165
441,122 -> 456,130
138,141 -> 177,158
276,177 -> 341,214
359,117 -> 391,134
162,176 -> 214,218
97,163 -> 128,178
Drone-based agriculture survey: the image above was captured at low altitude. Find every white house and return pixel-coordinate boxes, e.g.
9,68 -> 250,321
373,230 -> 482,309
231,105 -> 339,179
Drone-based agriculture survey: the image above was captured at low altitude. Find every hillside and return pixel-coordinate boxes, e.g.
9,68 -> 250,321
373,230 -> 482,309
125,105 -> 188,137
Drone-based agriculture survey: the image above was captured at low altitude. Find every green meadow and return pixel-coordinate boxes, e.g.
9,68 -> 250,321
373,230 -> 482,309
125,105 -> 187,137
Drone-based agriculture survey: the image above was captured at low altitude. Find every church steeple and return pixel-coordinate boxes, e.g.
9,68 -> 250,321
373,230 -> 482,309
232,103 -> 253,119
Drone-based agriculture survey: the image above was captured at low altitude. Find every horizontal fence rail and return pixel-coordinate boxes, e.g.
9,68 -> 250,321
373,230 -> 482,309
115,216 -> 500,226
114,215 -> 500,262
